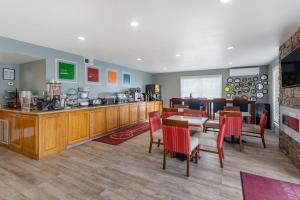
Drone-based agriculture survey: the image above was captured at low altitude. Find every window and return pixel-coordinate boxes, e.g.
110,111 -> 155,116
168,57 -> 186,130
273,66 -> 280,126
180,75 -> 222,98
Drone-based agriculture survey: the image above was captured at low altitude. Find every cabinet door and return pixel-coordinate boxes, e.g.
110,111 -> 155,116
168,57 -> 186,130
90,108 -> 106,137
68,111 -> 90,145
119,105 -> 130,127
20,115 -> 38,157
8,114 -> 22,151
146,102 -> 155,119
138,103 -> 147,121
154,102 -> 160,112
129,104 -> 139,124
39,113 -> 67,157
106,107 -> 119,131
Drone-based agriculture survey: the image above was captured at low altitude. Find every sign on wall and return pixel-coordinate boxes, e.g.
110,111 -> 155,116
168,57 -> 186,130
56,59 -> 77,82
87,66 -> 100,83
107,69 -> 118,85
123,72 -> 131,86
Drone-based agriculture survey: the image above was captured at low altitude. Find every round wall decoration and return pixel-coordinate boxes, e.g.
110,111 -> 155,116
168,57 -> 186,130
248,77 -> 252,81
251,89 -> 256,94
253,77 -> 258,81
234,78 -> 241,83
255,83 -> 264,90
257,93 -> 264,98
260,74 -> 268,80
224,87 -> 230,92
263,81 -> 269,85
242,86 -> 250,93
242,78 -> 247,82
263,89 -> 268,94
230,83 -> 235,87
235,86 -> 241,90
227,77 -> 234,83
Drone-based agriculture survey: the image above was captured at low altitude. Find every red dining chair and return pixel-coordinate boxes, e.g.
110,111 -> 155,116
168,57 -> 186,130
148,111 -> 163,153
219,111 -> 243,151
198,118 -> 227,168
162,119 -> 199,177
242,111 -> 268,148
162,108 -> 178,118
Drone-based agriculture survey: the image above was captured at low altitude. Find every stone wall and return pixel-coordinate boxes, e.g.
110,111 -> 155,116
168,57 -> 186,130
279,27 -> 300,169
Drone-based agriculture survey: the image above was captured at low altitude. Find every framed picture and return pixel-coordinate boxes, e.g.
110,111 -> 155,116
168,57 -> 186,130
56,59 -> 77,82
86,66 -> 100,84
3,68 -> 15,80
107,69 -> 118,85
123,72 -> 131,86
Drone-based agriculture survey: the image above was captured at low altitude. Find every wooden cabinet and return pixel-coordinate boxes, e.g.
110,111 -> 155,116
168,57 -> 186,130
106,106 -> 119,131
68,110 -> 90,145
39,113 -> 67,158
154,101 -> 161,112
21,115 -> 38,157
119,104 -> 130,127
138,102 -> 147,121
129,104 -> 139,124
7,113 -> 22,151
146,102 -> 155,119
90,108 -> 106,137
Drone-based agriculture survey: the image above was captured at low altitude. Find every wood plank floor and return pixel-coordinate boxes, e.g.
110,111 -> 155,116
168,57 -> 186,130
0,130 -> 299,200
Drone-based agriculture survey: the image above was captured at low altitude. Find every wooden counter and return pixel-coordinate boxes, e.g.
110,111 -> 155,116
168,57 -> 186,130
0,101 -> 162,159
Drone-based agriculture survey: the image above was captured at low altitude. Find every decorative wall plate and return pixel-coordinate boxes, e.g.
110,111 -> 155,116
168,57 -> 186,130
260,74 -> 268,80
238,91 -> 242,95
227,77 -> 234,83
226,93 -> 231,97
242,86 -> 250,93
263,89 -> 268,94
251,89 -> 256,94
231,91 -> 237,95
239,83 -> 244,87
255,83 -> 264,90
242,78 -> 247,82
224,87 -> 230,92
230,83 -> 235,87
234,78 -> 241,83
235,86 -> 241,90
248,77 -> 252,81
257,92 -> 264,98
250,96 -> 257,101
263,81 -> 269,85
253,77 -> 258,81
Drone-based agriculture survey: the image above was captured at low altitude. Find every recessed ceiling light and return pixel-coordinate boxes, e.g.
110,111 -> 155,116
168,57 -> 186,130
130,21 -> 139,27
227,46 -> 234,50
220,0 -> 232,4
175,54 -> 181,57
136,58 -> 142,61
77,36 -> 85,41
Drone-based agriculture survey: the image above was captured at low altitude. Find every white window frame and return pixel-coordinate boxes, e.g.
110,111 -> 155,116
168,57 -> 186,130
272,66 -> 280,127
180,75 -> 223,99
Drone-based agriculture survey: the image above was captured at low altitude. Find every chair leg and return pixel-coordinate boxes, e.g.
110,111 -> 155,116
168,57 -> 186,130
186,154 -> 190,177
157,139 -> 161,147
261,134 -> 266,148
148,140 -> 153,153
163,150 -> 166,170
239,136 -> 243,152
195,146 -> 199,164
221,148 -> 225,159
218,150 -> 223,168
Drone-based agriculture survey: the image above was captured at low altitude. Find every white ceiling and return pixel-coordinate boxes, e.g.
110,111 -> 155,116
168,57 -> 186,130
0,52 -> 41,64
0,0 -> 299,73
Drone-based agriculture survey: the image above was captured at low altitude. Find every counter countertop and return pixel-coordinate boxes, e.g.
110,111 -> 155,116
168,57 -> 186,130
0,101 -> 160,115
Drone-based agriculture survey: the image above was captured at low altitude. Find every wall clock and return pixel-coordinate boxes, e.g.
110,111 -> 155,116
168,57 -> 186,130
234,78 -> 241,83
224,87 -> 230,92
227,77 -> 234,83
257,93 -> 264,98
242,86 -> 250,93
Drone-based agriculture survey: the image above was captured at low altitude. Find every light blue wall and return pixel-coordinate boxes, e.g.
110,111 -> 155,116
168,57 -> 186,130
0,36 -> 152,98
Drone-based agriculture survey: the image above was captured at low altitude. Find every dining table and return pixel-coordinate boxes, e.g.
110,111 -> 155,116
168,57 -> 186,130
167,115 -> 208,127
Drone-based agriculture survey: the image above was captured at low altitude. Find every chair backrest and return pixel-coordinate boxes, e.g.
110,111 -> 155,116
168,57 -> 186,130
219,111 -> 242,136
232,99 -> 249,112
149,112 -> 161,139
259,111 -> 268,134
217,118 -> 227,149
224,106 -> 240,111
162,119 -> 191,154
183,109 -> 208,117
162,108 -> 178,118
212,98 -> 227,113
174,104 -> 189,109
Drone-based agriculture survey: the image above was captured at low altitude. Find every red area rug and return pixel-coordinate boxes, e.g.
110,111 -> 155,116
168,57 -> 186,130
93,122 -> 149,145
240,171 -> 300,200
